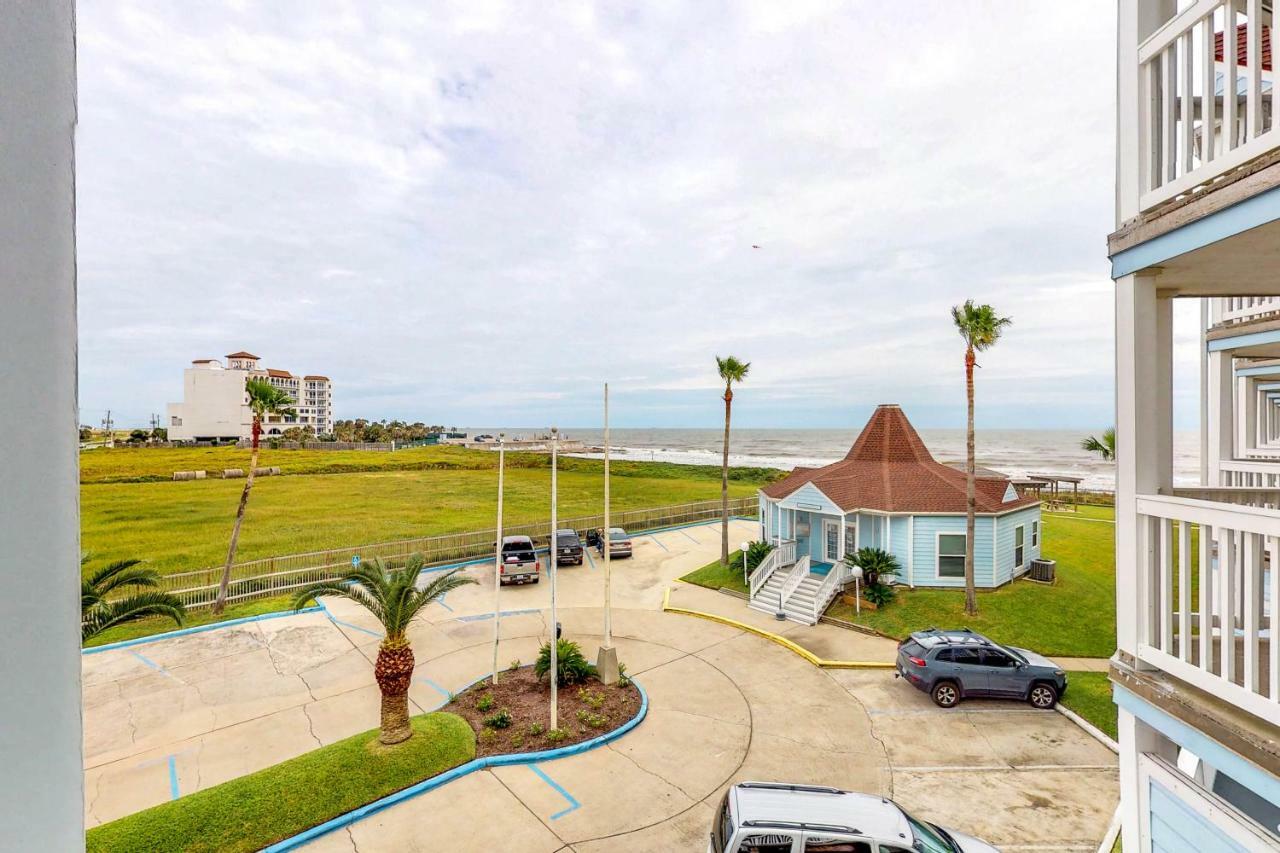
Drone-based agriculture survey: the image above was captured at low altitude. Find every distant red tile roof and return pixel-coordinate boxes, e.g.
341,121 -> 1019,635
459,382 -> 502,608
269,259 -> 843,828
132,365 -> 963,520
761,405 -> 1038,514
191,359 -> 216,364
1215,23 -> 1272,71
266,369 -> 294,379
225,351 -> 260,359
303,375 -> 329,381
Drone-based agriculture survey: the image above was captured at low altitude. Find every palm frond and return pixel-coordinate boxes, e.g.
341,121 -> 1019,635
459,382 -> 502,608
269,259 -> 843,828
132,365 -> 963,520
291,581 -> 386,625
716,355 -> 751,384
87,560 -> 158,597
951,300 -> 1012,351
82,592 -> 186,641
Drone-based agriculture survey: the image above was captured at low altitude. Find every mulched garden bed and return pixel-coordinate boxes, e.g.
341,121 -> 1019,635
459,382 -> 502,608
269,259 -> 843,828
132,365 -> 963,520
448,666 -> 641,757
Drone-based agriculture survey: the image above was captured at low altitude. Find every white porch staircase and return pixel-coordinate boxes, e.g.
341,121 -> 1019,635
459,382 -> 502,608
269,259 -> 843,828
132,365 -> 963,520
748,571 -> 828,625
746,545 -> 846,626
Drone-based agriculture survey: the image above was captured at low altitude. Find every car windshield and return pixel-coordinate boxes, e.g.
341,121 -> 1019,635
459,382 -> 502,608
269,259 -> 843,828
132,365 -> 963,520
608,528 -> 627,538
904,813 -> 957,853
1001,645 -> 1028,664
501,540 -> 532,552
557,534 -> 578,546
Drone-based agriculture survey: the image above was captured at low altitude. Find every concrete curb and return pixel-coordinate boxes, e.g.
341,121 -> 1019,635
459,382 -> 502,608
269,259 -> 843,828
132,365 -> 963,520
1055,704 -> 1119,754
263,678 -> 649,852
661,587 -> 894,670
81,606 -> 324,655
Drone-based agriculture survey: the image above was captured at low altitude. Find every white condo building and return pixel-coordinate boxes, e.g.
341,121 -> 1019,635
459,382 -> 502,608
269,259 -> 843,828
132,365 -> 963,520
1113,3 -> 1280,852
166,351 -> 333,441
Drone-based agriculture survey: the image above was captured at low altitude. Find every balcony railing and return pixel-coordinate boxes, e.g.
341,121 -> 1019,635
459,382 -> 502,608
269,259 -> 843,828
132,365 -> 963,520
1220,296 -> 1280,324
1134,493 -> 1278,727
1134,2 -> 1276,212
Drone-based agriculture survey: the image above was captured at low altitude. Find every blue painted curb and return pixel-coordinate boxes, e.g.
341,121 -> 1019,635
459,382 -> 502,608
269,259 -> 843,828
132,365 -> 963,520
81,606 -> 324,655
263,677 -> 649,852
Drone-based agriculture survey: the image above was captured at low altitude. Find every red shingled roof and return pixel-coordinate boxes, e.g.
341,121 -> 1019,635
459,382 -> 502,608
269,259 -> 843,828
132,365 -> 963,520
265,369 -> 294,379
761,405 -> 1038,514
225,351 -> 260,359
303,375 -> 329,381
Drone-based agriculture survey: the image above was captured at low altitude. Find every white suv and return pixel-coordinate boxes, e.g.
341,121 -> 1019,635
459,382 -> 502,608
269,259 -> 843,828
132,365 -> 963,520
710,783 -> 999,853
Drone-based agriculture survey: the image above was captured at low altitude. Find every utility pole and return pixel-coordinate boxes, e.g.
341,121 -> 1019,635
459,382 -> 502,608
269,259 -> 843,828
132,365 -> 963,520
597,383 -> 619,683
101,410 -> 113,447
549,426 -> 559,731
491,434 -> 505,686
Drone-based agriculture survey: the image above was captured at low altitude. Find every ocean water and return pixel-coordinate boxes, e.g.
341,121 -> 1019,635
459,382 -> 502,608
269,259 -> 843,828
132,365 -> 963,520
507,428 -> 1201,492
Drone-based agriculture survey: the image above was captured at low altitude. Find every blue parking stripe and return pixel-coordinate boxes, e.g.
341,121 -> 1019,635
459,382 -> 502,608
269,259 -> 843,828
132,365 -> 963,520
455,608 -> 540,623
584,549 -> 597,570
419,678 -> 451,709
678,528 -> 700,543
130,650 -> 175,679
436,593 -> 453,613
530,764 -> 580,819
168,755 -> 180,800
646,534 -> 669,552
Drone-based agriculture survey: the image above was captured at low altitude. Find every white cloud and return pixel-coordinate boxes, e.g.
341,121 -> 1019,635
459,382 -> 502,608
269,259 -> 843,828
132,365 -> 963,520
76,1 -> 1143,429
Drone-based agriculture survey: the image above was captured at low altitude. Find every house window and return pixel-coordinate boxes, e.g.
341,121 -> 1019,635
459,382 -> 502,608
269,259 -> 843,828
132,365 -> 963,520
844,521 -> 856,555
1031,520 -> 1039,547
938,533 -> 966,577
1014,526 -> 1025,568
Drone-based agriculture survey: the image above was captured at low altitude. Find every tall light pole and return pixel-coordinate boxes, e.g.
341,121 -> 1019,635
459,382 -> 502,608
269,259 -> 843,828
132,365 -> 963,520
597,384 -> 619,683
491,433 -> 505,686
549,426 -> 559,730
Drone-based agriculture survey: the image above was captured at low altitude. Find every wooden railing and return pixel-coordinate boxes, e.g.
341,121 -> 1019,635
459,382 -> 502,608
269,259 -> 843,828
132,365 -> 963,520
1220,296 -> 1280,324
1134,493 -> 1278,727
1135,2 -> 1278,212
155,496 -> 757,609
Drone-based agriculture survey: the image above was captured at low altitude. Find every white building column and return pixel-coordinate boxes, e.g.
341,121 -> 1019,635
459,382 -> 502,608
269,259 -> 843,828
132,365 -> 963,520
1240,376 -> 1257,456
1205,350 -> 1235,485
0,2 -> 82,848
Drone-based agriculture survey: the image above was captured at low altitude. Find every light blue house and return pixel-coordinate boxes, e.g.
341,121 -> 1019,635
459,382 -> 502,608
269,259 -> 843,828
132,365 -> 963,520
750,405 -> 1041,623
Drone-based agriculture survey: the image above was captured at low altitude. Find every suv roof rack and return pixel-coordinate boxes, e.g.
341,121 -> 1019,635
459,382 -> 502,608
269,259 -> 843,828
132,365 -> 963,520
737,782 -> 845,796
741,820 -> 861,835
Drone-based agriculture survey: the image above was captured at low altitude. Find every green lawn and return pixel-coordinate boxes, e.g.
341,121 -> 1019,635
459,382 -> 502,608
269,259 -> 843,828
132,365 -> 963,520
83,593 -> 297,649
1060,671 -> 1118,741
681,559 -> 749,595
83,463 -> 769,578
85,712 -> 475,853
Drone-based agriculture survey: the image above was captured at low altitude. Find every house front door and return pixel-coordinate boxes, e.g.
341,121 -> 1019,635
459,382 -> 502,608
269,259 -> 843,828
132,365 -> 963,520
823,519 -> 840,562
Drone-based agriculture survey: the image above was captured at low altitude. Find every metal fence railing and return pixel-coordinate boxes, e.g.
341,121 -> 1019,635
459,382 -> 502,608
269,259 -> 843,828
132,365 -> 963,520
159,496 -> 758,609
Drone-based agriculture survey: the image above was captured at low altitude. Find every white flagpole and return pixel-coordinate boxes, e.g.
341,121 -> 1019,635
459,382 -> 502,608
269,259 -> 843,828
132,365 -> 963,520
597,384 -> 619,684
549,426 -> 559,730
491,434 -> 505,686
603,385 -> 612,647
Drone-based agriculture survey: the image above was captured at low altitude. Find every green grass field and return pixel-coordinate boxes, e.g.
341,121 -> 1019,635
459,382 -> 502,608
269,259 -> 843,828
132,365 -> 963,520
1060,671 -> 1117,741
85,712 -> 474,853
82,594 -> 297,648
682,504 -> 1119,658
81,447 -> 772,577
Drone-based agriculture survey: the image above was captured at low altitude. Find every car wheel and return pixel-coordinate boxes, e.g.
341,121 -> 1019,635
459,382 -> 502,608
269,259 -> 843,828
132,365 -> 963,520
1028,683 -> 1059,709
931,681 -> 960,708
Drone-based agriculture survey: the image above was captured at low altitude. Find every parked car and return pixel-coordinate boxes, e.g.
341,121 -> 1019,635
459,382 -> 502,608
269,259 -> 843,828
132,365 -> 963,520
594,527 -> 633,558
498,535 -> 540,585
895,627 -> 1067,709
709,781 -> 998,853
554,528 -> 584,566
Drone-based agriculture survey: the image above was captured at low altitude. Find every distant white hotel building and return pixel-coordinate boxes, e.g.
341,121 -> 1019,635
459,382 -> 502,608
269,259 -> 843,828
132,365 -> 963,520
166,351 -> 333,442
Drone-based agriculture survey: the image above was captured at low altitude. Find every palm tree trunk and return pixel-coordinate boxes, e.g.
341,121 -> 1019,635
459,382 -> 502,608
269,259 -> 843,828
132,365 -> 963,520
214,419 -> 259,614
721,388 -> 732,566
375,643 -> 415,744
379,692 -> 412,745
964,347 -> 978,617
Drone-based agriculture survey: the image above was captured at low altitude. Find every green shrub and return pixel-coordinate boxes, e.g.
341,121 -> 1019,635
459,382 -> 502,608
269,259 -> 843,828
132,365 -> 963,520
577,687 -> 605,710
544,728 -> 568,744
476,692 -> 495,712
478,728 -> 497,745
483,709 -> 513,729
527,722 -> 545,737
535,638 -> 596,686
575,709 -> 607,729
863,582 -> 897,608
508,658 -> 521,671
616,662 -> 632,687
847,547 -> 901,587
509,731 -> 525,749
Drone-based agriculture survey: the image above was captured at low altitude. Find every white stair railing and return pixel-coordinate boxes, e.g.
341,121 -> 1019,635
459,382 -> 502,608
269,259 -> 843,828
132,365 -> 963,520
748,550 -> 780,599
808,560 -> 847,623
775,538 -> 797,567
778,555 -> 811,607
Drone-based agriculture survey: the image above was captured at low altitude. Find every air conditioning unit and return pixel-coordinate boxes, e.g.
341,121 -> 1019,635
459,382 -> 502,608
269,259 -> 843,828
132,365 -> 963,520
1028,558 -> 1056,583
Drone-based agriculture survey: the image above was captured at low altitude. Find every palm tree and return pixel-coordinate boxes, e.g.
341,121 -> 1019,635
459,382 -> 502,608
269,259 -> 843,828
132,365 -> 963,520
213,378 -> 295,614
951,300 -> 1012,617
1081,427 -> 1116,461
716,356 -> 751,565
81,556 -> 186,642
292,557 -> 476,744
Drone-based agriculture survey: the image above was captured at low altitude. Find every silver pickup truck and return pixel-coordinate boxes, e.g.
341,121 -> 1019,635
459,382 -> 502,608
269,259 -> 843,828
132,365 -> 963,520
499,535 -> 541,585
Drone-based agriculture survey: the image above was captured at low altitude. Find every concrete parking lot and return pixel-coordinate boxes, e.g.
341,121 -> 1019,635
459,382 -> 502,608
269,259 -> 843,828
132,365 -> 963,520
82,518 -> 1117,851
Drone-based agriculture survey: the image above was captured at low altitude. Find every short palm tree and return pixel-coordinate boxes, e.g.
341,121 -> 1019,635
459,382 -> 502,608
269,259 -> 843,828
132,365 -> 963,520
214,378 -> 295,614
292,557 -> 476,745
951,300 -> 1012,617
81,556 -> 186,642
1081,427 -> 1116,462
716,356 -> 750,566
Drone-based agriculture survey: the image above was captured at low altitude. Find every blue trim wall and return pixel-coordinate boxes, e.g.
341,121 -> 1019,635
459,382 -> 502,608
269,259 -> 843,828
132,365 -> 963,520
993,506 -> 1042,585
1110,181 -> 1280,278
912,515 -> 996,587
1149,778 -> 1249,853
1208,328 -> 1280,353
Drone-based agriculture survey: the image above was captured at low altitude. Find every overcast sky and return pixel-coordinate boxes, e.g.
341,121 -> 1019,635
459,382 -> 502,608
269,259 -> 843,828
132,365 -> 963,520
76,1 -> 1203,431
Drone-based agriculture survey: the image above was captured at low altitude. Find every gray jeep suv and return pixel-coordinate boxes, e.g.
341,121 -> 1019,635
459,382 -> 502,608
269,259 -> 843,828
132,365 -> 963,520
895,628 -> 1067,709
